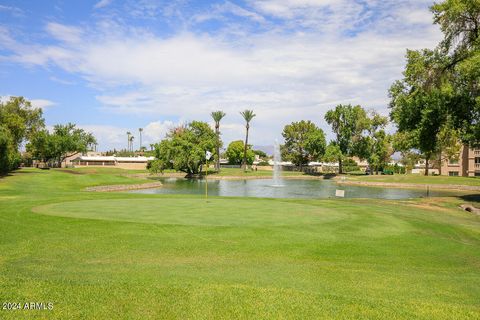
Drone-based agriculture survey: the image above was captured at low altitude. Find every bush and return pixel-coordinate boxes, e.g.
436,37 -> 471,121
343,158 -> 360,173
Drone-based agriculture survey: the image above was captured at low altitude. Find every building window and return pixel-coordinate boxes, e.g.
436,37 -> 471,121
449,171 -> 459,176
476,157 -> 480,164
475,172 -> 480,177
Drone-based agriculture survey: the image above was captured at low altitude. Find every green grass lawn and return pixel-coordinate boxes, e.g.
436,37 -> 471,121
1,168 -> 479,319
346,173 -> 480,186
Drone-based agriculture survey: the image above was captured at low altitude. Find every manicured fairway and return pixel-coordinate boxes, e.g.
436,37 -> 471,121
0,168 -> 479,319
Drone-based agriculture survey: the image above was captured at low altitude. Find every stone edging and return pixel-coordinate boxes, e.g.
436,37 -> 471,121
85,182 -> 162,192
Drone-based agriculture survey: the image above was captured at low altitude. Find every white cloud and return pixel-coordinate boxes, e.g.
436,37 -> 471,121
30,99 -> 56,110
1,0 -> 444,146
0,96 -> 56,110
193,1 -> 266,24
46,22 -> 84,43
94,0 -> 113,9
76,120 -> 185,151
78,124 -> 129,150
0,4 -> 24,17
144,120 -> 183,143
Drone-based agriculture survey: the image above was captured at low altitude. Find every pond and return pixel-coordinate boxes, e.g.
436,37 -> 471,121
130,178 -> 460,199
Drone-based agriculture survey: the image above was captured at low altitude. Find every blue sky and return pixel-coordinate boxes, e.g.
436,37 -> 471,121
1,0 -> 442,150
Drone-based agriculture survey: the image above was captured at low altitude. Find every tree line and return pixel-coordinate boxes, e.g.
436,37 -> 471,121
150,1 -> 479,176
390,0 -> 480,175
149,109 -> 256,177
3,0 -> 477,177
0,97 -> 96,174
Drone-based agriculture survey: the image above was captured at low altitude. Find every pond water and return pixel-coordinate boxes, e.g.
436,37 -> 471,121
130,178 -> 460,199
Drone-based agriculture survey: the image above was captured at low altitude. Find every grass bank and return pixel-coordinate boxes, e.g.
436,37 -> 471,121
1,168 -> 479,319
345,173 -> 480,186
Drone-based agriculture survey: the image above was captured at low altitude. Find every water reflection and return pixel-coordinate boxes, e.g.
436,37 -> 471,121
131,178 -> 460,199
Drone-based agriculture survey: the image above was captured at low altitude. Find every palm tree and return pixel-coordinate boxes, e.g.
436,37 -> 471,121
129,135 -> 135,152
240,109 -> 256,170
138,128 -> 143,152
126,131 -> 131,152
211,110 -> 226,172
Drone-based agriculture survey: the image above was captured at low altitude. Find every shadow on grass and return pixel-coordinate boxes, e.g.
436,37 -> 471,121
0,173 -> 12,179
0,168 -> 41,179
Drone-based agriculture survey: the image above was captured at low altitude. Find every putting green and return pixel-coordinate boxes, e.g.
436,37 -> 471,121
33,198 -> 411,237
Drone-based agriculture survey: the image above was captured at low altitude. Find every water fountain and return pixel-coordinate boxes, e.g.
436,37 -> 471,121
272,139 -> 284,187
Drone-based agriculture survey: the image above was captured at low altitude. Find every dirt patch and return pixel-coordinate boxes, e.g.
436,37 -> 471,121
85,182 -> 162,192
57,169 -> 85,175
408,203 -> 454,214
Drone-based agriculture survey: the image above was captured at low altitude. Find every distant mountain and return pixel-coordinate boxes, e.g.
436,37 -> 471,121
252,145 -> 274,156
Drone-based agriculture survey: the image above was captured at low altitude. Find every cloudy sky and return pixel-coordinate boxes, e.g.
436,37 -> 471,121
1,0 -> 442,151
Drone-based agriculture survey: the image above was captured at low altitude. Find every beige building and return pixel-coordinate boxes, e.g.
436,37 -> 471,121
72,155 -> 155,170
440,145 -> 480,177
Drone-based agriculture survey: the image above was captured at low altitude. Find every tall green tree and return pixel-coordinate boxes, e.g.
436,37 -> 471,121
240,110 -> 256,170
431,0 -> 480,143
0,96 -> 44,148
389,49 -> 453,175
149,121 -> 217,177
28,123 -> 96,167
324,104 -> 369,173
436,121 -> 462,175
355,112 -> 392,174
0,126 -> 18,174
225,140 -> 255,165
0,97 -> 45,173
281,120 -> 326,168
322,142 -> 344,173
392,132 -> 419,174
211,110 -> 226,172
388,1 -> 480,175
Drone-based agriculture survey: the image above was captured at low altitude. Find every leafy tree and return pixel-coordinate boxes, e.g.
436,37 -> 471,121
322,142 -> 344,173
0,97 -> 45,173
0,96 -> 44,148
149,121 -> 216,176
211,110 -> 226,172
355,112 -> 392,174
0,126 -> 18,174
281,120 -> 326,168
28,123 -> 96,167
436,121 -> 462,174
324,104 -> 369,173
432,0 -> 480,64
240,110 -> 256,170
389,49 -> 454,175
342,158 -> 360,173
253,149 -> 267,158
323,142 -> 343,163
226,140 -> 255,165
431,1 -> 480,143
